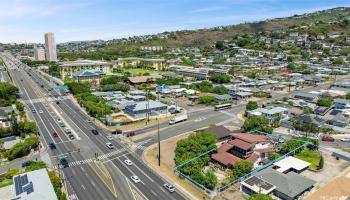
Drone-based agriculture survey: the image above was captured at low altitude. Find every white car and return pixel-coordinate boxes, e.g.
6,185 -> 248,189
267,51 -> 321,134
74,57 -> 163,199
163,183 -> 175,193
340,138 -> 350,142
124,159 -> 133,166
64,128 -> 72,134
39,110 -> 43,114
106,142 -> 114,149
106,135 -> 113,141
130,176 -> 140,183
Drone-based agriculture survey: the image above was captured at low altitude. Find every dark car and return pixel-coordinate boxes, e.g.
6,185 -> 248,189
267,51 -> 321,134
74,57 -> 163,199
53,132 -> 58,138
91,129 -> 98,135
68,134 -> 75,140
21,161 -> 30,168
59,158 -> 69,168
49,142 -> 56,149
322,136 -> 335,142
112,129 -> 122,135
56,101 -> 60,104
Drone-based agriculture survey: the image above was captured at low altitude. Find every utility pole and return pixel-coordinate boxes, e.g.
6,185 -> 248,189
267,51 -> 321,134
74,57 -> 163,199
157,118 -> 160,166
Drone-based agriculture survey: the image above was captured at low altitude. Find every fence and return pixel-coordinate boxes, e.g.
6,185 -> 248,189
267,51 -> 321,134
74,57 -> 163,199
174,130 -> 311,194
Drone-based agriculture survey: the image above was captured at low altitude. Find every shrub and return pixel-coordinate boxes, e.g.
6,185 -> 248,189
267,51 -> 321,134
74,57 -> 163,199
5,135 -> 39,160
48,171 -> 67,200
198,96 -> 215,104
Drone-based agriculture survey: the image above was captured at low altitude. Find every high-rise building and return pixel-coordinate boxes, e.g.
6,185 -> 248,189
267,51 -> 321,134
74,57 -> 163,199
44,32 -> 57,61
34,47 -> 46,61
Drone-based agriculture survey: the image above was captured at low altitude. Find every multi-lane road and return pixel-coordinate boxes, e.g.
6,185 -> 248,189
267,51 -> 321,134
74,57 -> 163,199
0,53 -> 187,200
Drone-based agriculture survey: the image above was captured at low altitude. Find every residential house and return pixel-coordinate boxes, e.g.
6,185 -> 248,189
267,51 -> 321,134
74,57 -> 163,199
334,98 -> 350,109
196,125 -> 231,142
211,133 -> 273,168
291,92 -> 319,103
215,94 -> 233,103
241,167 -> 315,200
248,106 -> 289,122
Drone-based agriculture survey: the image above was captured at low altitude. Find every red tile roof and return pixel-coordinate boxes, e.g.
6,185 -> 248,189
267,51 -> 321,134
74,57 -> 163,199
212,151 -> 258,166
228,139 -> 255,150
230,133 -> 269,144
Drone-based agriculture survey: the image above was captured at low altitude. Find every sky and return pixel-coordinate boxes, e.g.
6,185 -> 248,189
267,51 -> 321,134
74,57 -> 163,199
0,0 -> 349,44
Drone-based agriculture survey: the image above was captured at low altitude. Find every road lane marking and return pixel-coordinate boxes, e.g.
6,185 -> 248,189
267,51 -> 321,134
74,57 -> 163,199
81,185 -> 86,190
122,155 -> 154,183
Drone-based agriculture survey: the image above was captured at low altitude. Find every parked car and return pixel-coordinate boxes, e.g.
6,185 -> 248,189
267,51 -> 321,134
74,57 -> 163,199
322,136 -> 335,142
340,138 -> 350,142
91,129 -> 98,135
68,134 -> 75,140
130,176 -> 140,183
163,183 -> 175,193
21,161 -> 30,168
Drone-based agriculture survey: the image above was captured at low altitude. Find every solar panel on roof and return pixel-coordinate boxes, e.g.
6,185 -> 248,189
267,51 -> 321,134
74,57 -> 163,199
14,176 -> 21,195
244,176 -> 275,191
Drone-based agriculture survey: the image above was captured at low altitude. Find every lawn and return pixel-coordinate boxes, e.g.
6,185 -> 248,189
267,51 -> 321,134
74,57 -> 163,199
295,149 -> 321,170
0,179 -> 13,188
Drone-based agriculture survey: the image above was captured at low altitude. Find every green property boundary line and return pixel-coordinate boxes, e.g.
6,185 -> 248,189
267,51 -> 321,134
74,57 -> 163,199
173,130 -> 311,194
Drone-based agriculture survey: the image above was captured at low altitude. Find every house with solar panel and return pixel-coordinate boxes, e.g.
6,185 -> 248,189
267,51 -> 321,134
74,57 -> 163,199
241,157 -> 315,200
12,169 -> 58,200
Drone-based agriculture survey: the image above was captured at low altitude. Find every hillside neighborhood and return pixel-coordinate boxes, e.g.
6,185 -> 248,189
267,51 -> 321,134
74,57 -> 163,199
0,5 -> 350,200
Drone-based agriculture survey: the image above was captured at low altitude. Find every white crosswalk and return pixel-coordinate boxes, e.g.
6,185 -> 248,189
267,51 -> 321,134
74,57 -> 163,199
97,148 -> 127,160
53,148 -> 128,169
23,96 -> 70,104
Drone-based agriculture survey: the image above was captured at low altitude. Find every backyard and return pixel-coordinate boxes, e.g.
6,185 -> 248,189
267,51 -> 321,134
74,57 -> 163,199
295,148 -> 322,170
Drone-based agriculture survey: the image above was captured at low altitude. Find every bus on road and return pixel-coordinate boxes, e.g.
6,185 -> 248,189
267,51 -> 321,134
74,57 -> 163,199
214,103 -> 232,111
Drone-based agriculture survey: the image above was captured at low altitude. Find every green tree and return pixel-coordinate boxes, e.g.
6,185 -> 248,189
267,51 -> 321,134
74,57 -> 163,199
317,97 -> 334,107
210,73 -> 231,84
280,140 -> 303,154
192,81 -> 213,93
229,160 -> 253,180
198,96 -> 215,104
65,81 -> 90,94
246,101 -> 259,111
241,116 -> 272,133
212,86 -> 229,94
346,93 -> 350,100
318,155 -> 324,170
248,194 -> 273,200
215,41 -> 225,50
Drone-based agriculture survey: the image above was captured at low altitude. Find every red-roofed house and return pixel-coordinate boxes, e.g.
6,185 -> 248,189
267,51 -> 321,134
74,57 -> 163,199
211,133 -> 273,167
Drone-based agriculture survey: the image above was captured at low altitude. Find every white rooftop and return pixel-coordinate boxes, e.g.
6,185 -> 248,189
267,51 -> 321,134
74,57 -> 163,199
13,169 -> 58,200
273,156 -> 310,173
